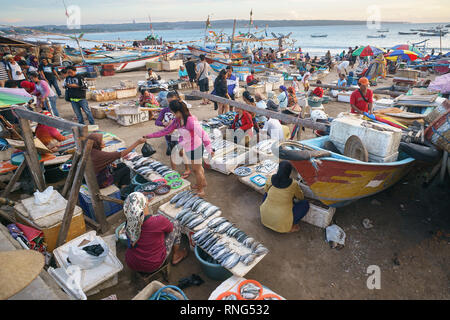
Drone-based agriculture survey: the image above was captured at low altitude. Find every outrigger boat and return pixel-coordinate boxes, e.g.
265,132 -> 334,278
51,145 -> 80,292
187,45 -> 248,60
274,137 -> 415,207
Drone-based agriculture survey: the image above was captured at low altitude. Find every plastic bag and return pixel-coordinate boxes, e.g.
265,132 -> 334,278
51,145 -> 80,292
326,224 -> 346,246
67,238 -> 109,270
34,186 -> 55,205
142,142 -> 156,157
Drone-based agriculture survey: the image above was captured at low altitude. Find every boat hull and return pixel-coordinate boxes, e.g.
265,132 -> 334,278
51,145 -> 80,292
187,45 -> 246,60
278,137 -> 415,207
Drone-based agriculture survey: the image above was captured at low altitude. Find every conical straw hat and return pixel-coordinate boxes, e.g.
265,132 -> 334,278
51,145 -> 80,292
0,250 -> 44,300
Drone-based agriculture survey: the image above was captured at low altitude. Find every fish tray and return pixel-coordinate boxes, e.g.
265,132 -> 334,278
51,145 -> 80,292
158,201 -> 267,278
205,145 -> 250,175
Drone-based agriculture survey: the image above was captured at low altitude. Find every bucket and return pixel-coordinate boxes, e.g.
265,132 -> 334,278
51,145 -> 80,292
194,246 -> 232,281
115,222 -> 128,247
132,174 -> 148,186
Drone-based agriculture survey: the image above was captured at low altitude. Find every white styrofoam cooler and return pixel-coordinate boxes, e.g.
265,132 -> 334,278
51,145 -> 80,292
330,115 -> 402,162
116,110 -> 150,126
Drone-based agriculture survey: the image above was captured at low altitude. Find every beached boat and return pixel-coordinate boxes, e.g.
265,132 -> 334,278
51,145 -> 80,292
205,57 -> 266,74
367,34 -> 386,38
399,32 -> 418,35
311,34 -> 328,38
420,32 -> 446,37
377,29 -> 389,33
187,45 -> 248,60
274,137 -> 415,207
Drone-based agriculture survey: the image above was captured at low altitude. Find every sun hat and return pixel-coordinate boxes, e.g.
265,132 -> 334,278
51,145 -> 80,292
0,250 -> 45,300
358,77 -> 369,85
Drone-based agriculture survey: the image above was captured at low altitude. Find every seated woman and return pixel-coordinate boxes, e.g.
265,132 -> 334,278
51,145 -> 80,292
178,65 -> 189,81
260,161 -> 310,233
139,89 -> 159,120
232,100 -> 254,145
124,192 -> 188,274
282,87 -> 302,115
35,117 -> 67,152
277,85 -> 289,110
242,91 -> 262,131
87,133 -> 146,189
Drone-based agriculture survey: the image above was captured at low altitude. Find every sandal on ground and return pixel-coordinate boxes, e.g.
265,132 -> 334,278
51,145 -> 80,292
182,170 -> 191,179
172,248 -> 188,265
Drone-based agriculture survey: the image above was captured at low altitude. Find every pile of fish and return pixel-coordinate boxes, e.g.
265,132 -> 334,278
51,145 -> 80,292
255,159 -> 278,174
171,190 -> 221,229
255,140 -> 276,155
219,148 -> 246,162
128,155 -> 178,179
192,216 -> 269,270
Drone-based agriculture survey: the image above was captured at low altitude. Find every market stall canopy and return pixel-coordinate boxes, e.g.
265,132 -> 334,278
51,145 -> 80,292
386,50 -> 420,61
390,44 -> 424,57
0,35 -> 34,47
0,88 -> 33,108
352,45 -> 385,57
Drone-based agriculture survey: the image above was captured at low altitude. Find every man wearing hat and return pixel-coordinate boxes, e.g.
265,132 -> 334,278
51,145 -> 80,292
349,77 -> 373,115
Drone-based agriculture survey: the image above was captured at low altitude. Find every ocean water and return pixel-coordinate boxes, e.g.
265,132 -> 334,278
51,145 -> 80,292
29,22 -> 449,56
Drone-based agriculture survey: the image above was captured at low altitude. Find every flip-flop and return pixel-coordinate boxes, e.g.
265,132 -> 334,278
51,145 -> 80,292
172,248 -> 188,265
182,171 -> 191,179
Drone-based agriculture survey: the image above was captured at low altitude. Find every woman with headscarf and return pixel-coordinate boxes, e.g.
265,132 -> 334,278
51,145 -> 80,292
283,86 -> 301,115
213,69 -> 230,114
124,192 -> 187,273
277,85 -> 288,110
260,161 -> 309,233
87,133 -> 146,189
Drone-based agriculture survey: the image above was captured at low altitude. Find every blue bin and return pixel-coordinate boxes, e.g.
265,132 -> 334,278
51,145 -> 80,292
194,246 -> 232,281
78,187 -> 122,222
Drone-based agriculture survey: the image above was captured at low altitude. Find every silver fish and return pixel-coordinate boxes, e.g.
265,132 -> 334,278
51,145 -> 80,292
183,196 -> 200,209
170,190 -> 190,204
195,201 -> 211,213
240,282 -> 261,299
180,212 -> 194,225
254,244 -> 269,255
182,213 -> 199,226
241,253 -> 258,266
221,252 -> 240,269
197,231 -> 214,246
214,248 -> 231,261
187,216 -> 206,229
202,235 -> 219,251
192,228 -> 208,241
175,192 -> 196,208
215,222 -> 233,234
209,244 -> 226,256
207,217 -> 228,229
175,208 -> 192,221
202,206 -> 220,219
191,199 -> 205,211
243,237 -> 255,248
250,241 -> 260,251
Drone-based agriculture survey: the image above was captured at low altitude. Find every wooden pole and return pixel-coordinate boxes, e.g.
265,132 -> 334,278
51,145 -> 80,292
229,19 -> 237,59
18,118 -> 45,191
2,160 -> 26,197
55,139 -> 93,247
189,90 -> 328,131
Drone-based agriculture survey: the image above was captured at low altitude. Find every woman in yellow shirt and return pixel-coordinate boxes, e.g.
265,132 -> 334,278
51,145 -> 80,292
260,161 -> 310,233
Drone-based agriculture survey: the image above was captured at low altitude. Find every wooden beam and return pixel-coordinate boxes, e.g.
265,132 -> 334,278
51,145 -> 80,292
2,160 -> 26,197
61,152 -> 79,198
84,159 -> 109,233
13,107 -> 85,132
97,194 -> 124,205
189,91 -> 328,131
82,214 -> 101,232
308,83 -> 403,97
56,139 -> 93,247
19,118 -> 45,191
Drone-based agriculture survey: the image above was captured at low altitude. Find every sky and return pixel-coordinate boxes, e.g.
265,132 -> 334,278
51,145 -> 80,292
0,0 -> 449,26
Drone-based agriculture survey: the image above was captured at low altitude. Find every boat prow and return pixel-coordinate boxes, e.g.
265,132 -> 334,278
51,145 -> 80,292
272,137 -> 415,207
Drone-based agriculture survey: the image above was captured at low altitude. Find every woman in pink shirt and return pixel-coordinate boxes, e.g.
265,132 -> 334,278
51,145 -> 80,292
124,192 -> 187,273
144,100 -> 214,196
29,72 -> 59,116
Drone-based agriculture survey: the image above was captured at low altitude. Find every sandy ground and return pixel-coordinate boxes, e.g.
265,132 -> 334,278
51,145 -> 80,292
47,67 -> 449,300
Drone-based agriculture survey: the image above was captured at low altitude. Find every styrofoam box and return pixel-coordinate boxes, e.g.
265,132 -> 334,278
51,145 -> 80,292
333,140 -> 399,163
337,92 -> 352,103
373,98 -> 395,111
53,231 -> 123,292
162,59 -> 183,71
302,203 -> 336,229
116,87 -> 137,99
117,110 -> 149,126
330,116 -> 402,160
206,145 -> 249,175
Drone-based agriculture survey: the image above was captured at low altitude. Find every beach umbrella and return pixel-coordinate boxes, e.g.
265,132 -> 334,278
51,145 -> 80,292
390,45 -> 424,57
386,50 -> 419,61
0,88 -> 33,108
427,73 -> 450,94
352,45 -> 385,57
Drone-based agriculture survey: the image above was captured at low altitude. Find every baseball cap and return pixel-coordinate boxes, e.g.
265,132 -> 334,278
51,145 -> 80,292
358,77 -> 369,85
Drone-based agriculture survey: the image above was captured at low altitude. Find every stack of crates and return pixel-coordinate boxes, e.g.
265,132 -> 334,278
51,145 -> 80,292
101,64 -> 116,76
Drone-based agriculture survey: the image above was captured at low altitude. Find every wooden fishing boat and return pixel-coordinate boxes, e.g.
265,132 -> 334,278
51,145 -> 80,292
377,29 -> 389,33
206,57 -> 266,74
399,32 -> 418,35
274,137 -> 415,207
367,34 -> 386,38
187,45 -> 247,60
311,34 -> 328,38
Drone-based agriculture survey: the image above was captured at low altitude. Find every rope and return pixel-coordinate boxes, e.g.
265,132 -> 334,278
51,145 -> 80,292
149,285 -> 188,300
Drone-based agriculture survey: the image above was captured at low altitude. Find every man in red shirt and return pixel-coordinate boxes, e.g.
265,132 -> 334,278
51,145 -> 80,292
350,77 -> 373,114
246,69 -> 259,86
